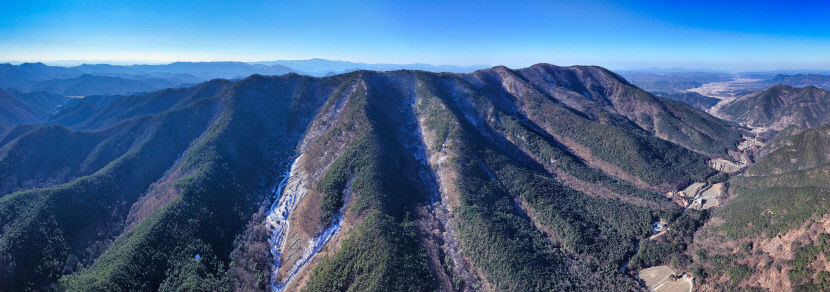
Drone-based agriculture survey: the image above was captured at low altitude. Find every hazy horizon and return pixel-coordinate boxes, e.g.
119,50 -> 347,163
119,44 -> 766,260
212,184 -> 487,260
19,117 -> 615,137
4,58 -> 830,74
3,0 -> 830,71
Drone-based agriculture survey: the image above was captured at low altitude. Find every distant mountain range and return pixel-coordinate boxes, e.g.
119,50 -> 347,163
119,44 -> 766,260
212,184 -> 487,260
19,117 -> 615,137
74,61 -> 295,80
253,58 -> 488,76
0,60 -> 488,97
3,60 -> 830,101
765,73 -> 830,89
0,61 -> 292,96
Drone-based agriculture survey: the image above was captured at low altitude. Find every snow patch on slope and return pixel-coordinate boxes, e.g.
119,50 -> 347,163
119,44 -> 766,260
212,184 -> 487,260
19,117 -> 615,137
265,155 -> 350,291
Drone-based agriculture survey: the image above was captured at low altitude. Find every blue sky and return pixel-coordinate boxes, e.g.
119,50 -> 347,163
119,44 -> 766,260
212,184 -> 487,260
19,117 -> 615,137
2,0 -> 830,70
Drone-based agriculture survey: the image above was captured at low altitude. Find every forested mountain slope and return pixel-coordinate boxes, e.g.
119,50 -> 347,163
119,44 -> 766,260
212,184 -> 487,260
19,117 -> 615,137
48,79 -> 234,130
0,64 -> 739,291
0,88 -> 67,126
0,62 -> 296,97
512,65 -> 744,156
690,125 -> 830,292
653,91 -> 720,110
767,74 -> 830,90
29,74 -> 181,96
719,85 -> 830,130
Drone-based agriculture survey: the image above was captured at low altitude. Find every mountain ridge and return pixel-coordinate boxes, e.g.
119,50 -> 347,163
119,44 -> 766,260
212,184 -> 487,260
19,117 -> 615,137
719,84 -> 830,130
0,63 -> 740,291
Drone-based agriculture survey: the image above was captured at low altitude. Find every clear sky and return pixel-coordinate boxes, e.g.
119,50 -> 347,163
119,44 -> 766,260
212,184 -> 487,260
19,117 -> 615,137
2,0 -> 830,70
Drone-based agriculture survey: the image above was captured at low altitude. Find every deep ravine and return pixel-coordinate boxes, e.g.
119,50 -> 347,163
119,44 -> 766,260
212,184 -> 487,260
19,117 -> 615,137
264,156 -> 350,291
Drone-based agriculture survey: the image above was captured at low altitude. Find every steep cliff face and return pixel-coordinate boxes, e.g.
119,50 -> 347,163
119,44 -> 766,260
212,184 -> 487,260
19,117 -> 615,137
0,65 -> 738,291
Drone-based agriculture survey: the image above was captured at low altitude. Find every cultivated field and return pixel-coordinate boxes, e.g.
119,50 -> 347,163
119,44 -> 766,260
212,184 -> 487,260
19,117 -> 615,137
709,158 -> 744,173
639,265 -> 693,292
640,266 -> 674,289
655,276 -> 693,292
698,183 -> 723,209
685,77 -> 765,98
681,182 -> 704,197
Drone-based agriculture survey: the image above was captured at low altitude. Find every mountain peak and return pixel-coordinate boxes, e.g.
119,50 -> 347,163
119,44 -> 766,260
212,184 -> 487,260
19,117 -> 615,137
767,84 -> 795,91
19,62 -> 47,67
